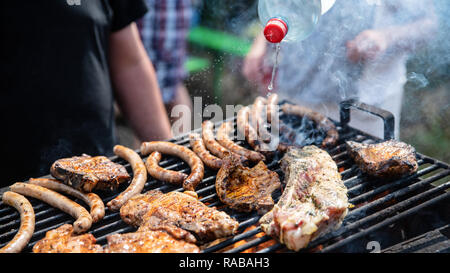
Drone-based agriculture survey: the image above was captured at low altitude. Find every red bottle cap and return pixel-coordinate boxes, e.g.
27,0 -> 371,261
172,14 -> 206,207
263,18 -> 288,43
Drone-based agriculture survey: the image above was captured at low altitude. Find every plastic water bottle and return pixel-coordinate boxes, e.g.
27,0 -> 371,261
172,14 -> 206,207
259,0 -> 335,43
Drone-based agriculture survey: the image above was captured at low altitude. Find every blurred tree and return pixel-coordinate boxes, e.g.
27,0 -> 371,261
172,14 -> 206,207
198,0 -> 258,35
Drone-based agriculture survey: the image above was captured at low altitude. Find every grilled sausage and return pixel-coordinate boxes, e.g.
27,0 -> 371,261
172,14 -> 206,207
252,96 -> 271,142
140,141 -> 204,191
281,103 -> 339,147
238,105 -> 283,154
107,145 -> 147,211
189,133 -> 222,170
267,93 -> 279,124
237,106 -> 250,141
29,178 -> 105,223
10,182 -> 92,234
145,151 -> 188,183
237,106 -> 261,151
217,121 -> 265,162
0,191 -> 35,253
201,120 -> 231,159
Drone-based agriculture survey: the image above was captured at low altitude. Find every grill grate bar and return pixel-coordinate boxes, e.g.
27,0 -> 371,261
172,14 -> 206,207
348,170 -> 450,218
252,170 -> 449,253
225,233 -> 272,253
1,106 -> 449,253
345,159 -> 427,198
301,179 -> 450,252
321,189 -> 450,253
348,164 -> 439,203
202,215 -> 262,253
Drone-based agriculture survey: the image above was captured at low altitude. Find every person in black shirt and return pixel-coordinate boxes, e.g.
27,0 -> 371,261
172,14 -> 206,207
1,0 -> 173,185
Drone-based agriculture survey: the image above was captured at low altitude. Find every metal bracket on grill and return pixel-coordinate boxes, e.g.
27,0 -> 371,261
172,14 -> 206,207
339,99 -> 395,140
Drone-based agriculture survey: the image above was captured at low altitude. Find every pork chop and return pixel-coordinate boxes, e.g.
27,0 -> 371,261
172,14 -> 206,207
50,154 -> 130,192
215,154 -> 281,214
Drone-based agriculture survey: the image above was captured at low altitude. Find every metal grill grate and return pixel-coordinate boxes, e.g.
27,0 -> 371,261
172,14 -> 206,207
1,101 -> 449,253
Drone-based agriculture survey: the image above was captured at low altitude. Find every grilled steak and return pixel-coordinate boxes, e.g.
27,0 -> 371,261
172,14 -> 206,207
346,140 -> 418,178
259,146 -> 348,251
32,224 -> 103,253
50,154 -> 130,192
33,223 -> 200,253
104,230 -> 200,253
216,154 -> 281,214
120,190 -> 239,243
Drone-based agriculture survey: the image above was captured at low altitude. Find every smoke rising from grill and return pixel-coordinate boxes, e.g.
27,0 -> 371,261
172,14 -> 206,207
212,0 -> 449,147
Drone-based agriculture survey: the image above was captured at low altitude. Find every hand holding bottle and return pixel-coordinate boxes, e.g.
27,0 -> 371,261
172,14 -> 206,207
243,33 -> 268,84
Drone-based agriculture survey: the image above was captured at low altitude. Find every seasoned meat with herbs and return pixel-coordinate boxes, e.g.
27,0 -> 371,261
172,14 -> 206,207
260,146 -> 348,251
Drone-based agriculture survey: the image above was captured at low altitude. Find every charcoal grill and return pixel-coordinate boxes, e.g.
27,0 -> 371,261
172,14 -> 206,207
1,100 -> 449,253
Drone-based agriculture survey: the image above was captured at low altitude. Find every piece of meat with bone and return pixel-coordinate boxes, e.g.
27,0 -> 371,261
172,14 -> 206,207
120,190 -> 239,243
346,140 -> 418,178
259,146 -> 348,251
104,230 -> 200,253
50,154 -> 130,192
32,224 -> 103,253
215,154 -> 281,214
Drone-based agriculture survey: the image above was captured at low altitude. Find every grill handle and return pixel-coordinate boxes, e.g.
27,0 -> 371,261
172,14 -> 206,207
339,99 -> 395,140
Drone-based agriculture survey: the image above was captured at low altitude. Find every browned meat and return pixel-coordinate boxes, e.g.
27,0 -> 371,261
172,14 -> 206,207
215,154 -> 281,214
104,230 -> 200,253
32,224 -> 103,253
120,190 -> 239,243
346,140 -> 418,178
50,154 -> 130,192
33,223 -> 199,253
260,146 -> 348,251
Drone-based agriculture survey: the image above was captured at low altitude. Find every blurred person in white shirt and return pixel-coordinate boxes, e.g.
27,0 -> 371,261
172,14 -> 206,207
243,0 -> 437,139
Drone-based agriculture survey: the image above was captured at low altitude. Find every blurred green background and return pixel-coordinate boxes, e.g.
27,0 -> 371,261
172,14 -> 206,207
183,0 -> 449,163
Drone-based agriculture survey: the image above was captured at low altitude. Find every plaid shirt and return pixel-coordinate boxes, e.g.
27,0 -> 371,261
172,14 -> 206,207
137,0 -> 192,104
